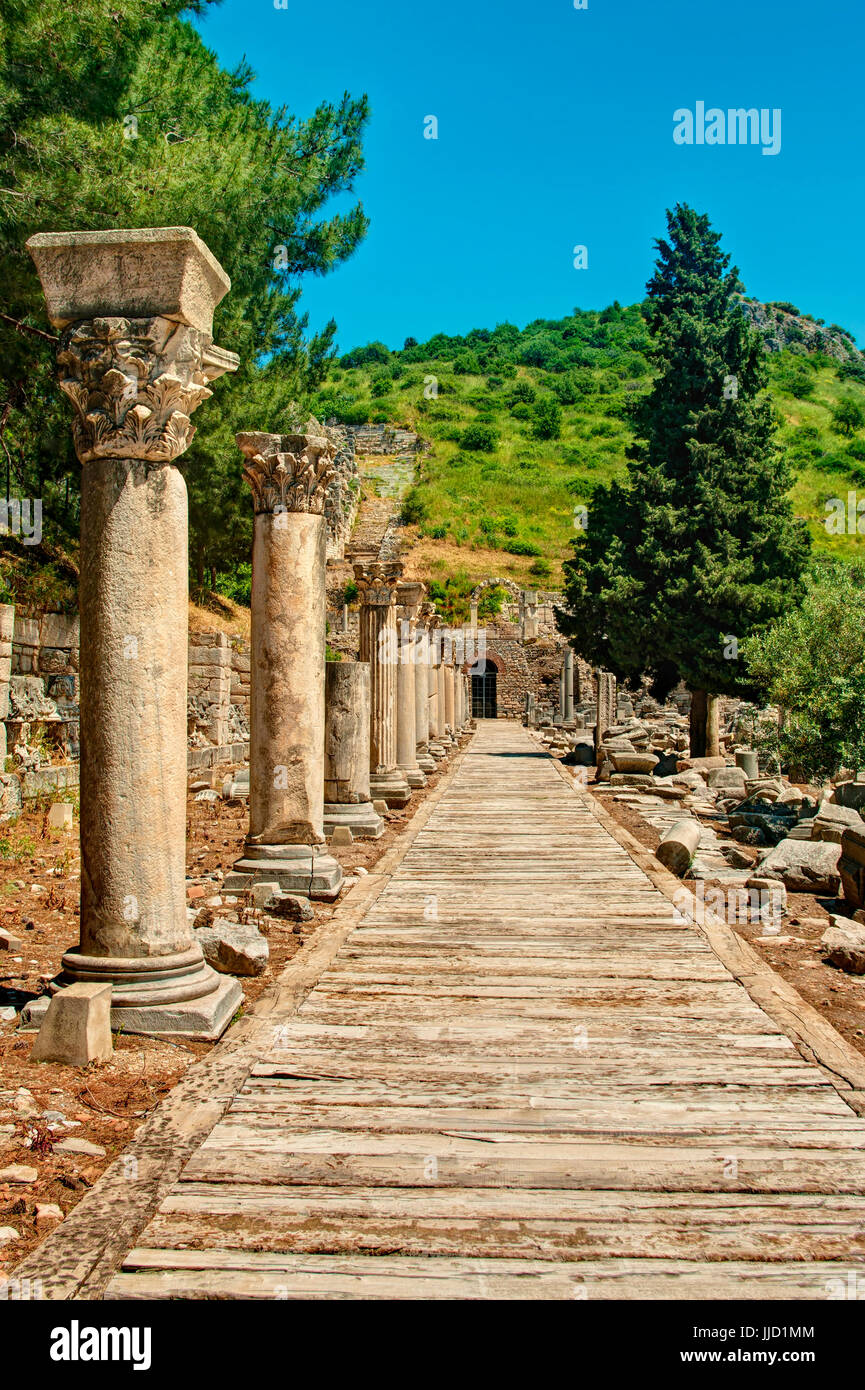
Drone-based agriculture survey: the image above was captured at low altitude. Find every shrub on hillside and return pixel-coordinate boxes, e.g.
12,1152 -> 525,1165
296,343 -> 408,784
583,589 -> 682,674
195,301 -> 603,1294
507,380 -> 536,405
532,398 -> 562,439
831,397 -> 865,437
460,423 -> 498,452
400,489 -> 428,525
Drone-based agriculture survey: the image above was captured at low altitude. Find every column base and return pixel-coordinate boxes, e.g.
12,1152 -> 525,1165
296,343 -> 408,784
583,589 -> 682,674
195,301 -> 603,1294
369,768 -> 411,808
225,843 -> 344,900
428,741 -> 447,760
400,764 -> 426,789
53,945 -> 242,1042
109,976 -> 242,1042
417,750 -> 436,773
323,800 -> 385,840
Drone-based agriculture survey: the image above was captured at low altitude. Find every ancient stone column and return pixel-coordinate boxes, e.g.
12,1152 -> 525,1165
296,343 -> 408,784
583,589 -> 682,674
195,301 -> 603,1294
395,581 -> 425,790
594,669 -> 618,767
323,661 -> 384,839
27,226 -> 242,1038
463,672 -> 472,729
0,603 -> 14,765
227,432 -> 342,899
444,658 -> 456,738
427,619 -> 446,759
355,562 -> 411,807
414,611 -> 436,773
563,647 -> 575,723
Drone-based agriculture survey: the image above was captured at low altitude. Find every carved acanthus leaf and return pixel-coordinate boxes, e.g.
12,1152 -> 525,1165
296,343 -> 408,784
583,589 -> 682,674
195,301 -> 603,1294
56,316 -> 227,464
237,432 -> 335,515
353,560 -> 403,608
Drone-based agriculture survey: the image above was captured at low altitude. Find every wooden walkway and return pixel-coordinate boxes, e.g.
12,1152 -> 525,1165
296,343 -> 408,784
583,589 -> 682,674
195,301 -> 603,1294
109,721 -> 865,1299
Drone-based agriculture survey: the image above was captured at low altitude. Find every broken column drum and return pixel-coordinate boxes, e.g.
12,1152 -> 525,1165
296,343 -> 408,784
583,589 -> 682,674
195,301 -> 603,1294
323,660 -> 384,840
228,432 -> 343,899
355,562 -> 411,807
27,226 -> 242,1038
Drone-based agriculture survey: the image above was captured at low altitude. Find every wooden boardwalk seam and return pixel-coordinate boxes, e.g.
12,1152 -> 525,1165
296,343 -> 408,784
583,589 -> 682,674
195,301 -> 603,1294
96,722 -> 865,1297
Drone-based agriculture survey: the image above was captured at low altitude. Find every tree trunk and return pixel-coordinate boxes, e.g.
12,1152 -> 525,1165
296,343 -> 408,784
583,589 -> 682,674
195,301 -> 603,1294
689,689 -> 720,758
195,554 -> 204,589
689,688 -> 707,757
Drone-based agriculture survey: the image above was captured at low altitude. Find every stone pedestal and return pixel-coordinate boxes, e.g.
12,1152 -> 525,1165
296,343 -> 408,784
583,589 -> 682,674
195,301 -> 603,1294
0,603 -> 14,765
356,562 -> 411,807
323,660 -> 384,839
27,226 -> 241,1039
227,432 -> 343,899
396,583 -> 426,790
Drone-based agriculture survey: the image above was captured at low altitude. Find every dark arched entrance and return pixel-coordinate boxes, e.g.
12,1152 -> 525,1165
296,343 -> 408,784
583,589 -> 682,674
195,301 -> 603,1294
470,659 -> 497,719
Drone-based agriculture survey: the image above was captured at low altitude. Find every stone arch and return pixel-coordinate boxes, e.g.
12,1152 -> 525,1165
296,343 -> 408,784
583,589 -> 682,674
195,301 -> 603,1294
469,577 -> 523,605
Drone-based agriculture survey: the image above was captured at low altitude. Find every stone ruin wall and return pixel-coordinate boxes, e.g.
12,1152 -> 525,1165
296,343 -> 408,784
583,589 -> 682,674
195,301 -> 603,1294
325,421 -> 429,459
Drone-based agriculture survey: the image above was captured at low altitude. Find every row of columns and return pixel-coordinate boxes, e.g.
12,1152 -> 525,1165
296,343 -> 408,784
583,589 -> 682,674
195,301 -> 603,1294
26,225 -> 472,1043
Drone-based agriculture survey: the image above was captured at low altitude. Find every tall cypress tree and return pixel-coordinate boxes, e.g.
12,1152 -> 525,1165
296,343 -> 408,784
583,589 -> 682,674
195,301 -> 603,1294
558,203 -> 810,753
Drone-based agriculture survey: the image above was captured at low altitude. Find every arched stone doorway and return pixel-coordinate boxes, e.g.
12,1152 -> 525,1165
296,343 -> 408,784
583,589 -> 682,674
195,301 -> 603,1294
470,658 -> 498,719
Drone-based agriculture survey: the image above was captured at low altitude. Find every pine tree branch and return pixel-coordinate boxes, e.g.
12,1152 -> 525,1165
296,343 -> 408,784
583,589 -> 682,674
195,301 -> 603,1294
0,313 -> 57,344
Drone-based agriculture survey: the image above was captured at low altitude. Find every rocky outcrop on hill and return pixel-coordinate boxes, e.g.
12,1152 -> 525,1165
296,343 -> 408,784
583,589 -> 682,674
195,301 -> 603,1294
737,297 -> 863,364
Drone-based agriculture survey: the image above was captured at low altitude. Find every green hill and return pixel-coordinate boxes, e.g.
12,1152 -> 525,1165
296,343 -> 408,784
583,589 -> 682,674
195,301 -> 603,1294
313,302 -> 865,587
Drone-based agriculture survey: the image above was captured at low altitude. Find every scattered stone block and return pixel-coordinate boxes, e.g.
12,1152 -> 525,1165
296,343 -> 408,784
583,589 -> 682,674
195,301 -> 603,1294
52,1137 -> 105,1157
372,799 -> 389,815
249,880 -> 280,908
30,983 -> 113,1067
821,919 -> 865,974
840,826 -> 865,910
18,995 -> 51,1030
0,1227 -> 20,1244
263,891 -> 315,923
34,1202 -> 63,1228
757,839 -> 842,896
832,781 -> 865,813
197,919 -> 268,976
330,825 -> 354,846
0,1164 -> 37,1184
812,802 -> 863,844
656,819 -> 702,876
677,756 -> 726,773
707,767 -> 748,792
0,928 -> 22,952
47,801 -> 73,830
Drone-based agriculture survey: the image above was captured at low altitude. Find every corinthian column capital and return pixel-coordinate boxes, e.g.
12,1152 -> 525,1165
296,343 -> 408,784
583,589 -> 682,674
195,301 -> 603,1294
236,432 -> 335,515
27,226 -> 239,467
353,560 -> 403,607
56,316 -> 236,465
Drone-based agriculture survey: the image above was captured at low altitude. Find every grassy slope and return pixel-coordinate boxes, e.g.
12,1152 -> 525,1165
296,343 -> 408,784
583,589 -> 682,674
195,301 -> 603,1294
315,304 -> 865,587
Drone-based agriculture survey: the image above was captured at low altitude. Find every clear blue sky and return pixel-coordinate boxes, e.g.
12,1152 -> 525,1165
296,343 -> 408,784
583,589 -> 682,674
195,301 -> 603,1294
195,0 -> 865,354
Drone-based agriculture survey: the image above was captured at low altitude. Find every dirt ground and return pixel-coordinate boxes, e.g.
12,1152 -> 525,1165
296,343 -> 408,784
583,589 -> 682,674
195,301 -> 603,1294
0,751 -> 454,1275
598,789 -> 865,1068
